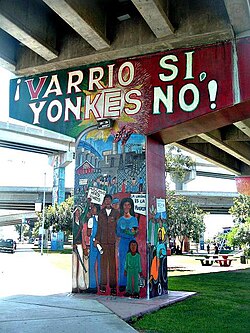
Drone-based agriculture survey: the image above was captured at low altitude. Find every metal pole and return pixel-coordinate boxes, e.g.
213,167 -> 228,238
41,172 -> 46,256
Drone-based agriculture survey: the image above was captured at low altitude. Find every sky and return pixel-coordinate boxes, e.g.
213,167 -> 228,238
0,67 -> 236,240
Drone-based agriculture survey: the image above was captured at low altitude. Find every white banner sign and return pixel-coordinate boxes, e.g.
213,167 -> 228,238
87,187 -> 106,205
131,194 -> 147,216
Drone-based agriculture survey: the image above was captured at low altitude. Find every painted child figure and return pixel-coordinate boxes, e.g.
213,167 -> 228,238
124,240 -> 142,298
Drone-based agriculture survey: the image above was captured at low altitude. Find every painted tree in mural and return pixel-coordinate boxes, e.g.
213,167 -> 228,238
166,193 -> 206,253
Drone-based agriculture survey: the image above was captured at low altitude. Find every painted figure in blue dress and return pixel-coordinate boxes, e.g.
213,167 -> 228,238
116,197 -> 138,292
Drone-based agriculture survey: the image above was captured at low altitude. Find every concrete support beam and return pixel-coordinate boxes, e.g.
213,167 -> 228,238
42,0 -> 110,50
198,131 -> 250,166
131,0 -> 174,37
14,0 -> 233,75
175,140 -> 242,175
234,119 -> 250,137
0,29 -> 17,72
224,0 -> 250,35
0,0 -> 58,61
222,125 -> 250,142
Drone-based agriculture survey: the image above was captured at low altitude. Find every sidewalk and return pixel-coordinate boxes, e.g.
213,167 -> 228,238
3,246 -> 247,332
0,245 -> 195,333
0,291 -> 195,333
0,293 -> 136,333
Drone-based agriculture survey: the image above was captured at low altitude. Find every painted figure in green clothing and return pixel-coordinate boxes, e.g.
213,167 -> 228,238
124,240 -> 142,298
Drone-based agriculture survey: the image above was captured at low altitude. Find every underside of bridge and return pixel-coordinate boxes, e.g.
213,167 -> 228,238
0,0 -> 250,174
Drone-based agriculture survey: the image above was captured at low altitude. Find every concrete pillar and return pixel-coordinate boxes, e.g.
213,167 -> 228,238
52,166 -> 65,205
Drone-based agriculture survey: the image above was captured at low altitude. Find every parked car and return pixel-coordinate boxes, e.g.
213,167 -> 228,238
0,238 -> 15,253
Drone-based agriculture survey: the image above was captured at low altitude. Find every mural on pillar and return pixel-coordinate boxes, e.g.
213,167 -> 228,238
8,41 -> 235,298
148,197 -> 168,297
72,130 -> 147,298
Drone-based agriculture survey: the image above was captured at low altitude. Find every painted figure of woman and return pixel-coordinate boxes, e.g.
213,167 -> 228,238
116,197 -> 138,292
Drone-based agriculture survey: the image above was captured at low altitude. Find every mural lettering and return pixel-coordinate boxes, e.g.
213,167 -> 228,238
153,51 -> 218,114
10,42 -> 233,138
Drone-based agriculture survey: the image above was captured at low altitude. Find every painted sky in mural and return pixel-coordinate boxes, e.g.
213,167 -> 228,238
9,42 -> 233,139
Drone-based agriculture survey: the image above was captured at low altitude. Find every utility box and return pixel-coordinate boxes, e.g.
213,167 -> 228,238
240,255 -> 246,264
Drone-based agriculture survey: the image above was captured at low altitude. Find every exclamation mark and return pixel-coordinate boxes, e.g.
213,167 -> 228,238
208,80 -> 218,110
14,79 -> 21,101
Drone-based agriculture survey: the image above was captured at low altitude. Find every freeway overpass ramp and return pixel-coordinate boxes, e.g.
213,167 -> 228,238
0,211 -> 37,227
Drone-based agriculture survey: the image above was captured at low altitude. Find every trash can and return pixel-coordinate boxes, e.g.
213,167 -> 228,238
240,255 -> 246,264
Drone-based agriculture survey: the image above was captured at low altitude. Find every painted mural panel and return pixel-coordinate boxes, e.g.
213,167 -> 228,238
147,138 -> 168,297
73,130 -> 147,298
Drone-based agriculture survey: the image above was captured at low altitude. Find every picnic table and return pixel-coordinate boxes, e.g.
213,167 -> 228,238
195,255 -> 218,266
195,255 -> 237,267
216,255 -> 237,267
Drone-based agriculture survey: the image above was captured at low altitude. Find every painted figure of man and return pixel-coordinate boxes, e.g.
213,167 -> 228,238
95,194 -> 119,295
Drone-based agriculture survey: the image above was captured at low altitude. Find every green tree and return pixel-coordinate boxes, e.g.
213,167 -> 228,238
228,194 -> 250,225
165,145 -> 195,183
15,223 -> 30,240
36,196 -> 74,239
166,192 -> 206,252
227,195 -> 250,254
226,218 -> 250,255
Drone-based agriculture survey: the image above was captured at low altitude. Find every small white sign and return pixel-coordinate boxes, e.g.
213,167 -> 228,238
79,178 -> 88,185
35,202 -> 42,212
131,193 -> 147,216
87,187 -> 106,205
156,198 -> 166,213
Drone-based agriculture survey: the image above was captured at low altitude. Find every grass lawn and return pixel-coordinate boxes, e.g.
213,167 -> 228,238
132,269 -> 250,333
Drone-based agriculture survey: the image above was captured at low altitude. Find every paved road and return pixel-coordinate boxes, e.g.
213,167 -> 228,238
0,244 -> 72,297
0,244 -> 138,332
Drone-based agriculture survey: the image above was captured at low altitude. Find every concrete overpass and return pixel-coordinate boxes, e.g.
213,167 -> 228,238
0,185 -> 238,228
175,190 -> 239,215
0,0 -> 249,175
0,211 -> 38,227
0,121 -> 75,155
0,186 -> 72,211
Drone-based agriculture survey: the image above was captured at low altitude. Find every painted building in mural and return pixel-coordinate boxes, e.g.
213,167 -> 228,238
9,37 -> 249,298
